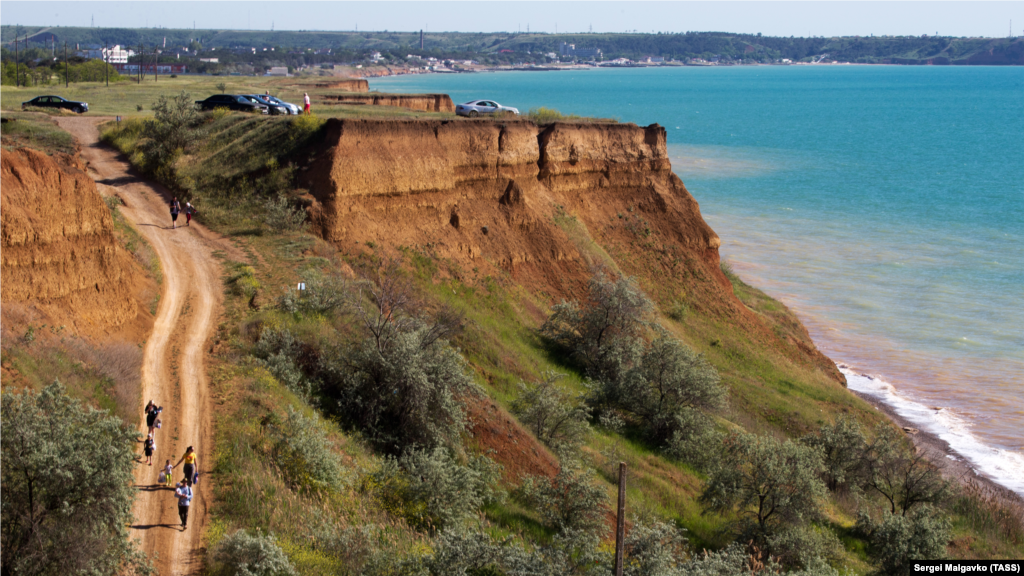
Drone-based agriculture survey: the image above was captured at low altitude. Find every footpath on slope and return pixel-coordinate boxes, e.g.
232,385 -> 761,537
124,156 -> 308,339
56,117 -> 236,576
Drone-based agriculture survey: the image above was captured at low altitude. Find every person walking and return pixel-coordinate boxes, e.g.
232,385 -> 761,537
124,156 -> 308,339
174,446 -> 198,485
143,433 -> 155,466
185,201 -> 197,226
174,479 -> 193,530
303,92 -> 311,115
145,403 -> 162,435
170,197 -> 182,229
162,460 -> 174,487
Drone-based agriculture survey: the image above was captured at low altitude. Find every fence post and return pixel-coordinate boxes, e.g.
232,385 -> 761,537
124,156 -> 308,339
613,462 -> 626,576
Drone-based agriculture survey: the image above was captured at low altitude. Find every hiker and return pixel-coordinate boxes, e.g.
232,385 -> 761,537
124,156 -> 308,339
174,479 -> 193,529
145,404 -> 162,435
160,459 -> 174,487
143,433 -> 155,465
174,446 -> 198,485
303,92 -> 311,115
185,201 -> 197,226
170,197 -> 182,229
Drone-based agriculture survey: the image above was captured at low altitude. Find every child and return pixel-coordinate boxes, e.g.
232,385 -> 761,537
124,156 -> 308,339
162,460 -> 174,487
143,433 -> 155,466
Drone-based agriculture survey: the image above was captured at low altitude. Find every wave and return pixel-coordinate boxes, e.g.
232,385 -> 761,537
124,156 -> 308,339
840,365 -> 1024,497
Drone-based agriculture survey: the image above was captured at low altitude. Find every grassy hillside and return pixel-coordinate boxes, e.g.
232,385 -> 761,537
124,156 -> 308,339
96,105 -> 1024,574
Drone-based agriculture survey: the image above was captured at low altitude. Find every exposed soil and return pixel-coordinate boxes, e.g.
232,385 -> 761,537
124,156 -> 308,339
56,116 -> 235,575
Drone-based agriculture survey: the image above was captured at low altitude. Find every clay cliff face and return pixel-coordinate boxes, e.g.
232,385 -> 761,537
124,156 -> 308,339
314,79 -> 370,92
1,148 -> 139,331
305,118 -> 721,293
319,93 -> 455,113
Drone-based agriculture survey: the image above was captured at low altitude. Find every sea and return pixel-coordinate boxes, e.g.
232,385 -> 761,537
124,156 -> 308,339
373,65 -> 1024,496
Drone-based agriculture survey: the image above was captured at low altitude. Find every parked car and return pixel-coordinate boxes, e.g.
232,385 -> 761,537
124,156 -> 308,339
195,94 -> 268,114
242,94 -> 289,115
264,95 -> 300,115
21,95 -> 89,113
455,100 -> 519,117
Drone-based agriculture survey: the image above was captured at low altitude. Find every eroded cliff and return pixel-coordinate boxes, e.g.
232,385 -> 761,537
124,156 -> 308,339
1,148 -> 141,332
319,93 -> 455,113
314,79 -> 370,92
303,118 -> 842,382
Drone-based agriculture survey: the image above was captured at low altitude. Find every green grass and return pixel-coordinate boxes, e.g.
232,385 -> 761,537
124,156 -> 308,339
0,110 -> 77,155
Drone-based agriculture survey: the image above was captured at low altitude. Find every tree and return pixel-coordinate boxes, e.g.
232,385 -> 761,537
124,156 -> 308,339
141,90 -> 204,163
520,464 -> 607,534
864,425 -> 949,516
863,508 -> 950,576
541,271 -> 653,383
1,381 -> 151,576
268,407 -> 344,494
801,416 -> 867,492
624,333 -> 725,442
700,433 -> 826,544
511,371 -> 591,451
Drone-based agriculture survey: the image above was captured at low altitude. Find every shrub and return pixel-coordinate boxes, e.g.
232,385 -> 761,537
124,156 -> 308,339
140,90 -> 205,163
801,416 -> 867,492
700,433 -> 826,545
765,525 -> 842,570
268,407 -> 345,493
263,194 -> 306,233
511,371 -> 591,451
520,464 -> 607,533
367,447 -> 502,531
623,333 -> 725,443
229,265 -> 262,298
290,113 -> 326,141
295,270 -> 347,315
863,424 -> 949,516
864,508 -> 950,576
1,381 -> 151,576
621,520 -> 689,576
213,530 -> 297,576
541,271 -> 653,384
664,408 -> 723,471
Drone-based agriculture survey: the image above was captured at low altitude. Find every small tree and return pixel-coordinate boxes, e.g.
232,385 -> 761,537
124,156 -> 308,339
700,433 -> 826,544
213,530 -> 297,576
801,416 -> 867,492
621,520 -> 689,576
864,425 -> 949,516
511,372 -> 591,450
541,271 -> 653,383
268,407 -> 344,494
864,508 -> 950,576
1,382 -> 151,576
143,90 -> 204,162
520,465 -> 607,534
624,333 -> 725,443
263,194 -> 306,232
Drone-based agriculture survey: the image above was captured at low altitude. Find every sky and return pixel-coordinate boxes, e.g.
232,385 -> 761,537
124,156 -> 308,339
1,1 -> 1022,39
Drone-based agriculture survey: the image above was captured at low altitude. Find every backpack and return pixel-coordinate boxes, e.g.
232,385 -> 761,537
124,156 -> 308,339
158,471 -> 167,483
155,419 -> 162,429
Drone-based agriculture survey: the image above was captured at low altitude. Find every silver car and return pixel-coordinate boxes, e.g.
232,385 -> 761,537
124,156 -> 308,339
455,100 -> 519,117
265,95 -> 300,115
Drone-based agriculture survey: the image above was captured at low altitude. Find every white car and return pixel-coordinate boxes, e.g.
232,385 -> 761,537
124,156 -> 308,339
455,100 -> 519,117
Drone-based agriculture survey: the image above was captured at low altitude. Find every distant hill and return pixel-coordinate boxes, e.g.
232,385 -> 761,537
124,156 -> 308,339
2,26 -> 1022,65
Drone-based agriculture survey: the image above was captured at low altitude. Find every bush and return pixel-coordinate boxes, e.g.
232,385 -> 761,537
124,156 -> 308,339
213,530 -> 297,576
700,433 -> 826,545
663,408 -> 723,471
766,525 -> 842,570
621,520 -> 689,576
290,113 -> 326,141
801,416 -> 866,492
263,194 -> 306,233
1,381 -> 151,576
367,447 -> 502,531
863,424 -> 949,516
140,90 -> 205,164
268,407 -> 345,493
520,464 -> 607,534
864,508 -> 950,576
511,371 -> 591,451
541,271 -> 653,384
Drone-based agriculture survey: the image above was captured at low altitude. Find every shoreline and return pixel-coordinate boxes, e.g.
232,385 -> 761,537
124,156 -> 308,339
844,369 -> 1024,507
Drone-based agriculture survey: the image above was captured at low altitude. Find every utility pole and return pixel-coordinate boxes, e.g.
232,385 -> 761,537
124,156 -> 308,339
613,462 -> 627,576
13,34 -> 19,88
64,41 -> 69,88
154,44 -> 158,82
104,42 -> 108,87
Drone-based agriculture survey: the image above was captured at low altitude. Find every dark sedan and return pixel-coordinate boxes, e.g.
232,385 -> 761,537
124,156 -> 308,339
22,95 -> 89,113
195,94 -> 268,114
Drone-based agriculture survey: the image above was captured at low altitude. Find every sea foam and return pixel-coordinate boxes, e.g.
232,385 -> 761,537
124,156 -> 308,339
840,365 -> 1024,497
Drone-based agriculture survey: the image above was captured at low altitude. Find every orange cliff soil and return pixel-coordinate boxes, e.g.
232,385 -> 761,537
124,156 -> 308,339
318,93 -> 455,113
301,118 -> 843,383
1,148 -> 154,341
313,78 -> 370,92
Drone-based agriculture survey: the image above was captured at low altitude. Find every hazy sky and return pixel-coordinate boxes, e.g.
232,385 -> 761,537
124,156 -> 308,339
2,1 -> 1022,38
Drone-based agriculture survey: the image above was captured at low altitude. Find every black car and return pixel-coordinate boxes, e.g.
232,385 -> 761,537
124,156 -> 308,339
22,95 -> 89,113
241,94 -> 288,115
195,94 -> 268,114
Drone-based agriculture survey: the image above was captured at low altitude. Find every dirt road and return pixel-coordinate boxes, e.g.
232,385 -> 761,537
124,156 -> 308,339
57,117 -> 227,575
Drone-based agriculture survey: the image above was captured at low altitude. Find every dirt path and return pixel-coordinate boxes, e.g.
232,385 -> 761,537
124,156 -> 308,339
56,117 -> 230,575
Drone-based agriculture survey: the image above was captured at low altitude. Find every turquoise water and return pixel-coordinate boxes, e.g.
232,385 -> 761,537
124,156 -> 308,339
373,67 -> 1024,493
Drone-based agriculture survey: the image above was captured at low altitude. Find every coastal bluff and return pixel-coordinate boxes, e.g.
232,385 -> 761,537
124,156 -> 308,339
1,148 -> 140,332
